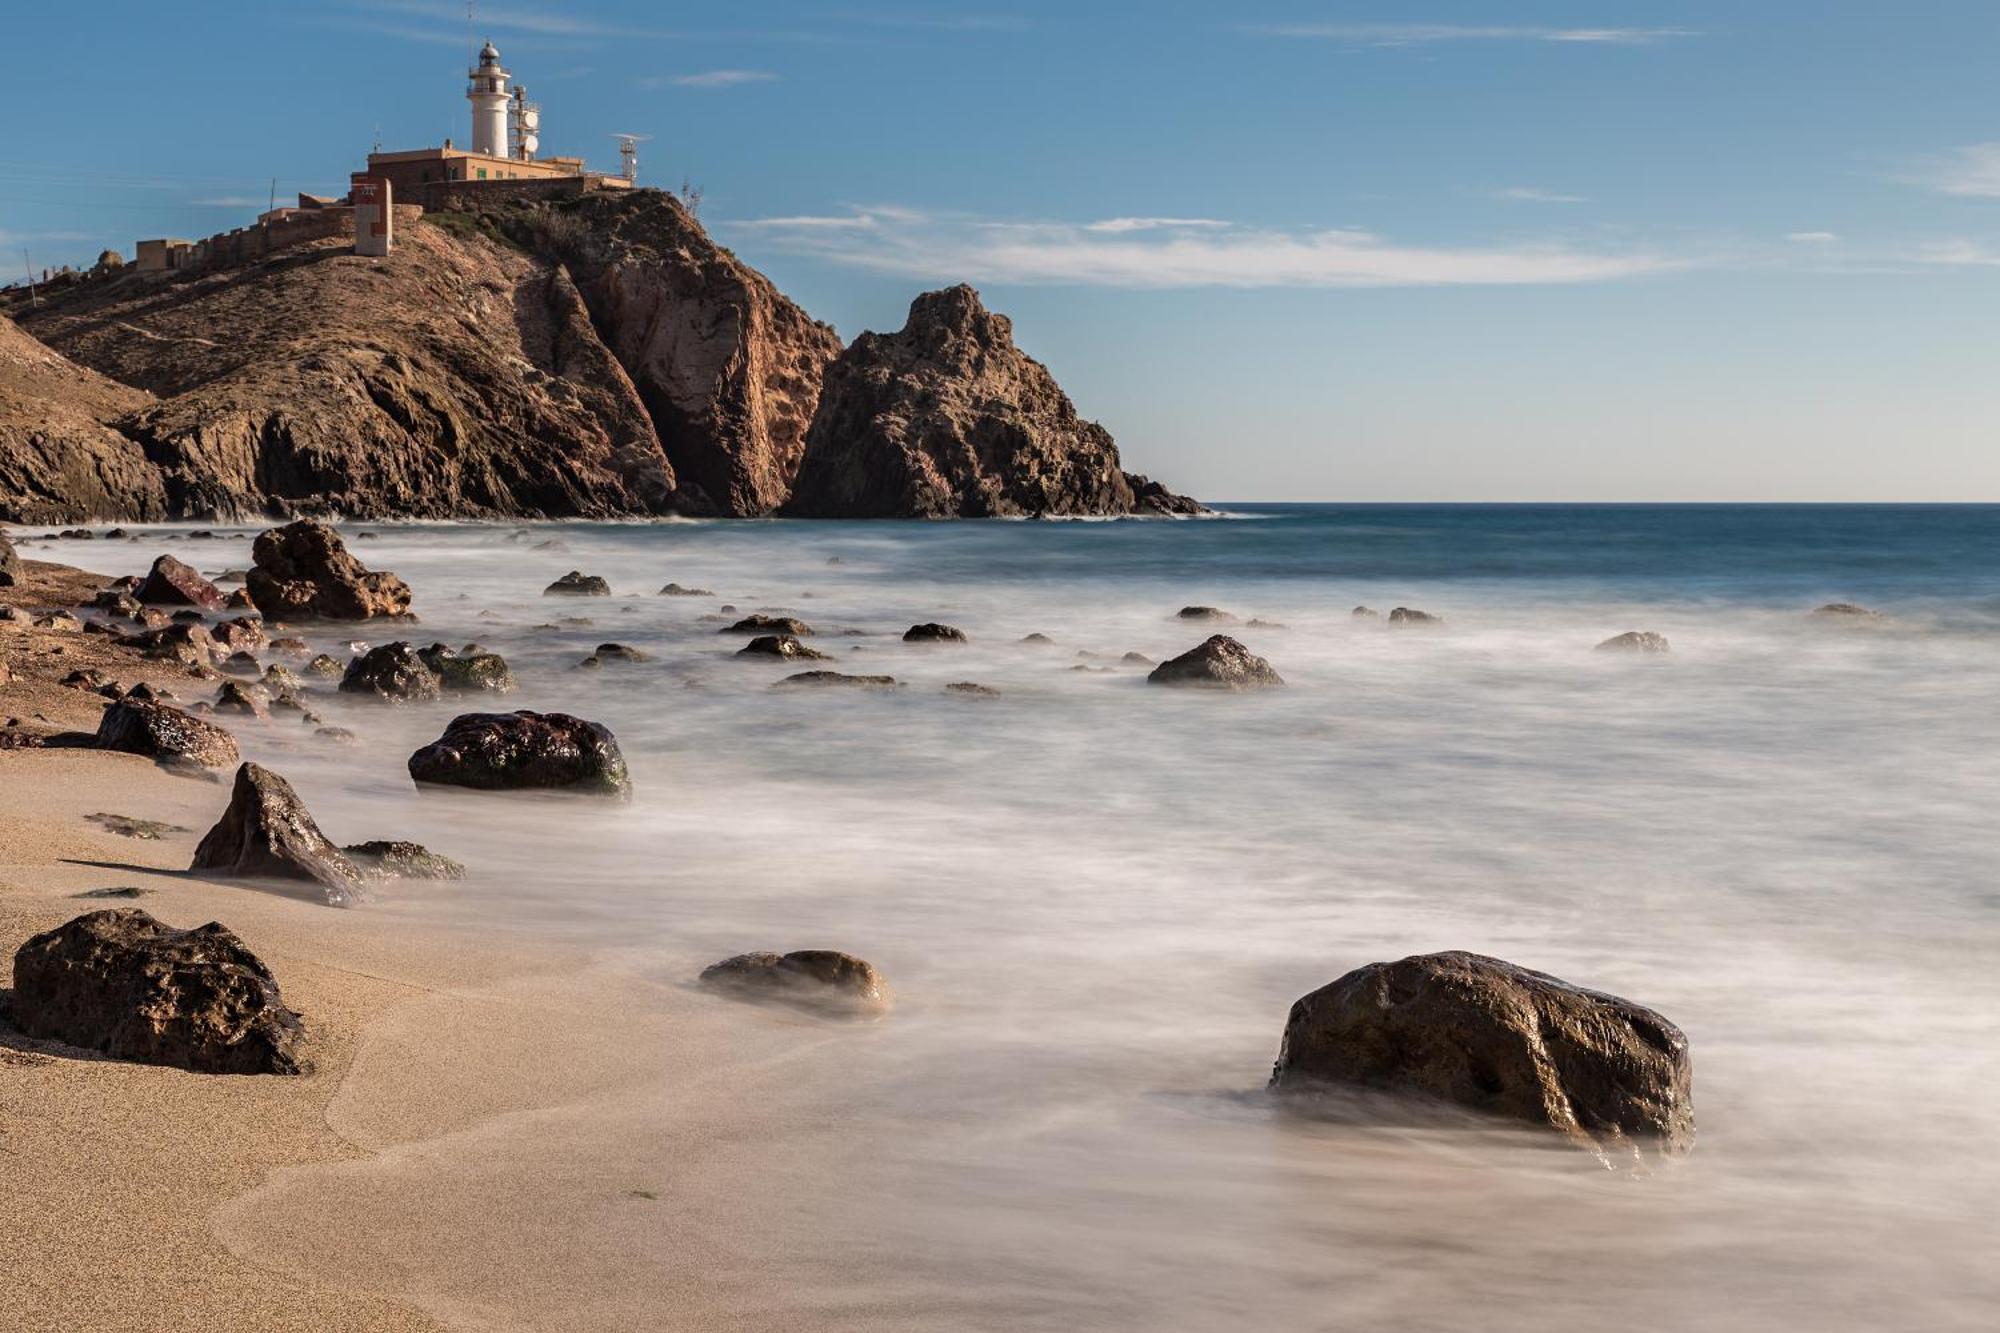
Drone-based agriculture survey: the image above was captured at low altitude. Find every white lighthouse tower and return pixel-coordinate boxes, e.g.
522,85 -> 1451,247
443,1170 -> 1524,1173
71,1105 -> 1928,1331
466,41 -> 510,158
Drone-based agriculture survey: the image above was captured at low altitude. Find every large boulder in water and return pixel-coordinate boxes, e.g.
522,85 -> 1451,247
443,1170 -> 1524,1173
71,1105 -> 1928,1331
245,519 -> 413,620
737,633 -> 829,661
417,643 -> 517,694
94,699 -> 239,769
339,642 -> 442,701
10,908 -> 307,1074
189,762 -> 364,904
699,950 -> 892,1016
1147,635 -> 1283,689
1270,951 -> 1694,1163
784,285 -> 1199,518
135,554 -> 225,610
408,710 -> 631,798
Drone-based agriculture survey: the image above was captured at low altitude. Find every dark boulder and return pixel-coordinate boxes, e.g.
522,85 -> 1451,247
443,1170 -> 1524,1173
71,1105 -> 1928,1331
720,614 -> 812,636
189,762 -> 363,904
10,909 -> 307,1075
903,622 -> 967,643
213,680 -> 269,717
416,643 -> 517,694
544,571 -> 611,596
342,840 -> 466,881
737,634 -> 830,661
211,616 -> 266,653
698,950 -> 892,1016
245,519 -> 413,620
408,710 -> 631,798
339,642 -> 443,702
135,554 -> 225,610
1147,635 -> 1284,690
1388,607 -> 1442,626
122,623 -> 216,667
592,642 -> 651,663
1596,631 -> 1672,655
1270,951 -> 1694,1163
1177,606 -> 1236,622
659,583 -> 713,597
94,699 -> 239,768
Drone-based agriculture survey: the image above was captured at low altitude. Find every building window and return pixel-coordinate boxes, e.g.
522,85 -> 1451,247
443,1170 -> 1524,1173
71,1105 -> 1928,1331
477,169 -> 487,180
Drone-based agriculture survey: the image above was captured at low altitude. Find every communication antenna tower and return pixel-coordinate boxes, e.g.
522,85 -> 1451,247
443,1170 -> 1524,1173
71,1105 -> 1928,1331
511,86 -> 543,160
609,133 -> 652,183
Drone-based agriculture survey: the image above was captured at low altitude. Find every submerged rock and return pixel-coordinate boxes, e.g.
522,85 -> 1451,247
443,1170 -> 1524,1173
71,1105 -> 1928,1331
213,680 -> 269,717
1810,602 -> 1884,621
1269,951 -> 1694,1164
189,762 -> 363,904
945,681 -> 1000,698
592,642 -> 651,663
417,643 -> 517,694
737,634 -> 830,661
774,671 -> 899,690
408,710 -> 631,798
10,908 -> 307,1075
658,583 -> 713,597
545,571 -> 611,597
340,642 -> 443,702
720,614 -> 812,636
1388,607 -> 1443,626
1596,631 -> 1672,655
699,950 -> 892,1016
903,622 -> 968,643
342,840 -> 466,881
246,519 -> 413,620
1176,606 -> 1236,622
304,653 -> 344,678
1147,635 -> 1284,690
94,699 -> 239,769
135,554 -> 225,610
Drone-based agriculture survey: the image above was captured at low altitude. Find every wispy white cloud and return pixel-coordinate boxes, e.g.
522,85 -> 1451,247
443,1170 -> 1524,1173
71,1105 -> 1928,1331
1784,231 -> 1839,244
1249,23 -> 1698,46
1494,187 -> 1586,204
1909,239 -> 2000,266
1908,143 -> 2000,198
659,68 -> 780,88
723,207 -> 1689,289
1081,217 -> 1232,233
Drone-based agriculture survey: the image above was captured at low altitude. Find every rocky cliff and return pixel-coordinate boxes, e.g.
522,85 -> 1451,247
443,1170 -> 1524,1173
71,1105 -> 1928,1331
786,286 -> 1199,518
2,193 -> 1194,522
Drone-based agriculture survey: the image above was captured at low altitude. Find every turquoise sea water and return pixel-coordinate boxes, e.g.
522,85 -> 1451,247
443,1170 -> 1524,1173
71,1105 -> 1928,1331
62,505 -> 2000,1331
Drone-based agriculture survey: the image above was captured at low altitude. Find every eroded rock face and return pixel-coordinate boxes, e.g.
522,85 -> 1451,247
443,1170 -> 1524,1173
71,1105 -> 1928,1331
137,554 -> 225,609
1270,951 -> 1694,1163
339,642 -> 442,702
1597,631 -> 1672,655
94,699 -> 240,768
246,520 -> 413,620
698,950 -> 892,1016
0,313 -> 165,525
785,285 -> 1198,519
1147,635 -> 1284,689
407,710 -> 631,798
190,763 -> 363,903
10,909 -> 307,1074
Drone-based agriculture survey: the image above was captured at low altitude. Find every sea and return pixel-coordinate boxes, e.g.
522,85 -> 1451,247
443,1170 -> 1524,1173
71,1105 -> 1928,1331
141,504 -> 2000,1330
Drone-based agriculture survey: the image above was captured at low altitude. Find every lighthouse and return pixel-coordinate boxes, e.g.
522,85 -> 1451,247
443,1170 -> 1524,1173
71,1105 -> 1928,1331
467,41 -> 510,158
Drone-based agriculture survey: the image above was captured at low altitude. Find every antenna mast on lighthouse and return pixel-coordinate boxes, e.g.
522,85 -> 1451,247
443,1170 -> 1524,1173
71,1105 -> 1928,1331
609,133 -> 652,184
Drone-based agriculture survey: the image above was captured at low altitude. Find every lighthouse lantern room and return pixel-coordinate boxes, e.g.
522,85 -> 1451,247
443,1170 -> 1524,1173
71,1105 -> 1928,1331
467,41 -> 510,158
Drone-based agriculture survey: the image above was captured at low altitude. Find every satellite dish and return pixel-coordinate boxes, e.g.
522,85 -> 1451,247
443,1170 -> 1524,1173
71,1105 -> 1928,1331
520,109 -> 539,130
519,133 -> 539,154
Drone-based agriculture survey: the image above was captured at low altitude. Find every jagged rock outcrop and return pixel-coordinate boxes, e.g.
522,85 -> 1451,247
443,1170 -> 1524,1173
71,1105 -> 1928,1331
94,699 -> 240,768
246,519 -> 413,619
1148,635 -> 1283,689
512,191 -> 845,515
1270,952 -> 1694,1164
785,285 -> 1200,518
10,908 -> 307,1074
136,554 -> 225,609
189,762 -> 364,904
0,313 -> 166,523
13,224 -> 672,520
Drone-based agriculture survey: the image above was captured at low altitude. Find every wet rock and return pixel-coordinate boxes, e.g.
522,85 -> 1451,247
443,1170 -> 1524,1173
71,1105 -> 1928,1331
213,681 -> 269,717
212,617 -> 265,653
10,909 -> 307,1075
123,682 -> 168,703
659,583 -> 714,597
85,813 -> 192,840
245,520 -> 414,620
408,710 -> 631,798
123,623 -> 215,667
342,840 -> 466,881
416,643 -> 517,694
1120,652 -> 1155,667
945,682 -> 1000,698
339,642 -> 443,702
136,554 -> 226,610
304,653 -> 344,678
222,651 -> 263,677
544,571 -> 611,597
1270,951 -> 1694,1164
1388,607 -> 1442,626
90,587 -> 143,618
1596,631 -> 1672,655
774,671 -> 899,690
1246,619 -> 1287,630
1811,602 -> 1884,621
170,609 -> 206,624
263,664 -> 303,691
223,588 -> 255,611
1020,632 -> 1054,645
267,636 -> 312,660
721,614 -> 812,636
315,726 -> 359,745
1147,635 -> 1284,690
75,886 -> 150,899
189,762 -> 363,904
94,699 -> 240,769
737,634 -> 831,661
592,642 -> 651,663
698,950 -> 892,1017
33,611 -> 83,632
1177,606 -> 1236,622
903,622 -> 968,644
60,668 -> 113,692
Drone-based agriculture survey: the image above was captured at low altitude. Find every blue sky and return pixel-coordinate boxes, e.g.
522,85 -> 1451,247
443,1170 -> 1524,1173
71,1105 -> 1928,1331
5,2 -> 1999,500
